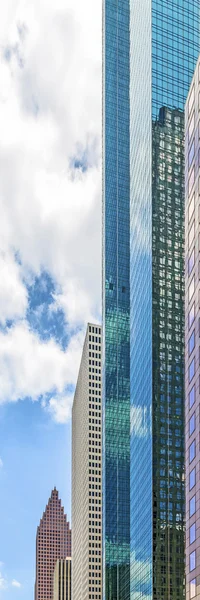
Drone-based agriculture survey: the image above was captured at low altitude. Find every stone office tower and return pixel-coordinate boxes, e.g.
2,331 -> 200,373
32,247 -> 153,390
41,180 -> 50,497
72,323 -> 102,600
35,488 -> 71,600
53,558 -> 71,600
185,56 -> 200,600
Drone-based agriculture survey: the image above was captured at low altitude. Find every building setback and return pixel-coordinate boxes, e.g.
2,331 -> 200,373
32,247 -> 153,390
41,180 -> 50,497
72,323 -> 102,600
185,57 -> 200,600
35,488 -> 71,600
53,558 -> 71,600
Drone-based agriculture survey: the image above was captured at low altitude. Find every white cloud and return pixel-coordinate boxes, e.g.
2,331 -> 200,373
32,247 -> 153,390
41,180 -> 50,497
0,459 -> 3,469
0,0 -> 102,415
0,322 -> 84,415
0,251 -> 27,325
0,573 -> 6,590
11,580 -> 21,588
47,393 -> 74,424
0,564 -> 22,593
0,0 -> 101,322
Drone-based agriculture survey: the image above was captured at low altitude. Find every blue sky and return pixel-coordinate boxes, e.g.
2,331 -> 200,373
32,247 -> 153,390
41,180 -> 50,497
0,0 -> 101,597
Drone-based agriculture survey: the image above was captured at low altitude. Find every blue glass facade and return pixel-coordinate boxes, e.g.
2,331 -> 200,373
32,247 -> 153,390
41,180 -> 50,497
103,0 -> 130,599
130,2 -> 200,600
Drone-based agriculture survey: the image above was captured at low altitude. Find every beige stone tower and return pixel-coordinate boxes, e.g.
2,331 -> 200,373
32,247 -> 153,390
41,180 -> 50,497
72,323 -> 102,600
53,558 -> 71,600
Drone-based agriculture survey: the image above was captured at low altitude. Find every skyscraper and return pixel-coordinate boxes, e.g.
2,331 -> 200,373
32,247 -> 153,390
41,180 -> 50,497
185,57 -> 200,600
53,558 -> 71,600
102,1 -> 130,599
72,323 -> 102,600
103,1 -> 200,600
35,488 -> 71,600
130,3 -> 199,599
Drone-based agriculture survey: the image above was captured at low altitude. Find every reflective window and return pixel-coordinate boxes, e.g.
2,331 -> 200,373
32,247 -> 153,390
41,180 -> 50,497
189,331 -> 195,355
190,496 -> 196,517
189,440 -> 196,463
189,141 -> 195,168
189,277 -> 195,302
189,249 -> 195,275
189,195 -> 195,222
190,579 -> 196,599
189,86 -> 195,115
189,222 -> 195,248
189,386 -> 195,409
189,168 -> 195,196
189,358 -> 195,382
189,114 -> 195,143
189,304 -> 195,329
190,523 -> 196,544
190,550 -> 196,571
190,468 -> 196,490
189,413 -> 195,436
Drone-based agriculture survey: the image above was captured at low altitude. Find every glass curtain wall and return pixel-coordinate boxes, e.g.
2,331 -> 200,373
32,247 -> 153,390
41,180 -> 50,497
130,1 -> 200,600
102,0 -> 130,599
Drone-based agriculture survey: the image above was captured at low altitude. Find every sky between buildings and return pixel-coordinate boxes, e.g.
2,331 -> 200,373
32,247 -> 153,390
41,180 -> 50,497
0,0 -> 101,598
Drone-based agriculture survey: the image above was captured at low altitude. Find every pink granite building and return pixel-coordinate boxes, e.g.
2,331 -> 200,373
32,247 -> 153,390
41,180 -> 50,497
35,488 -> 71,600
185,57 -> 200,600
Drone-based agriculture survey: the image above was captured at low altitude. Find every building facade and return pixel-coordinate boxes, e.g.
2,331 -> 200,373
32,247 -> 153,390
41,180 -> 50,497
103,1 -> 200,600
130,2 -> 200,600
185,57 -> 200,600
72,324 -> 101,600
102,1 -> 130,599
35,488 -> 71,600
53,558 -> 71,600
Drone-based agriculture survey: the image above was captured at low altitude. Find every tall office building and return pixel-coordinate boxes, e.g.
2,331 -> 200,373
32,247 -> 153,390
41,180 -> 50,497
72,323 -> 101,600
130,3 -> 200,600
102,1 -> 130,599
35,488 -> 71,600
53,558 -> 71,600
103,1 -> 200,600
185,58 -> 200,600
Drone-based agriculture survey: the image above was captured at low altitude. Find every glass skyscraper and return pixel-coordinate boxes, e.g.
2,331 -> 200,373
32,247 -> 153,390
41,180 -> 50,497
102,1 -> 130,599
130,2 -> 199,600
103,2 -> 200,600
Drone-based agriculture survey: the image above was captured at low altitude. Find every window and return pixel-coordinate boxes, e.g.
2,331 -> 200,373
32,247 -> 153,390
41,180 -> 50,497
189,222 -> 195,249
190,550 -> 196,571
189,195 -> 195,222
189,85 -> 195,115
190,579 -> 196,599
189,168 -> 195,196
189,277 -> 195,302
190,468 -> 195,490
189,249 -> 195,275
189,414 -> 195,436
190,496 -> 196,517
189,440 -> 196,463
190,523 -> 196,545
189,141 -> 195,168
189,304 -> 195,329
189,359 -> 195,382
189,331 -> 195,354
189,114 -> 195,143
189,386 -> 195,409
